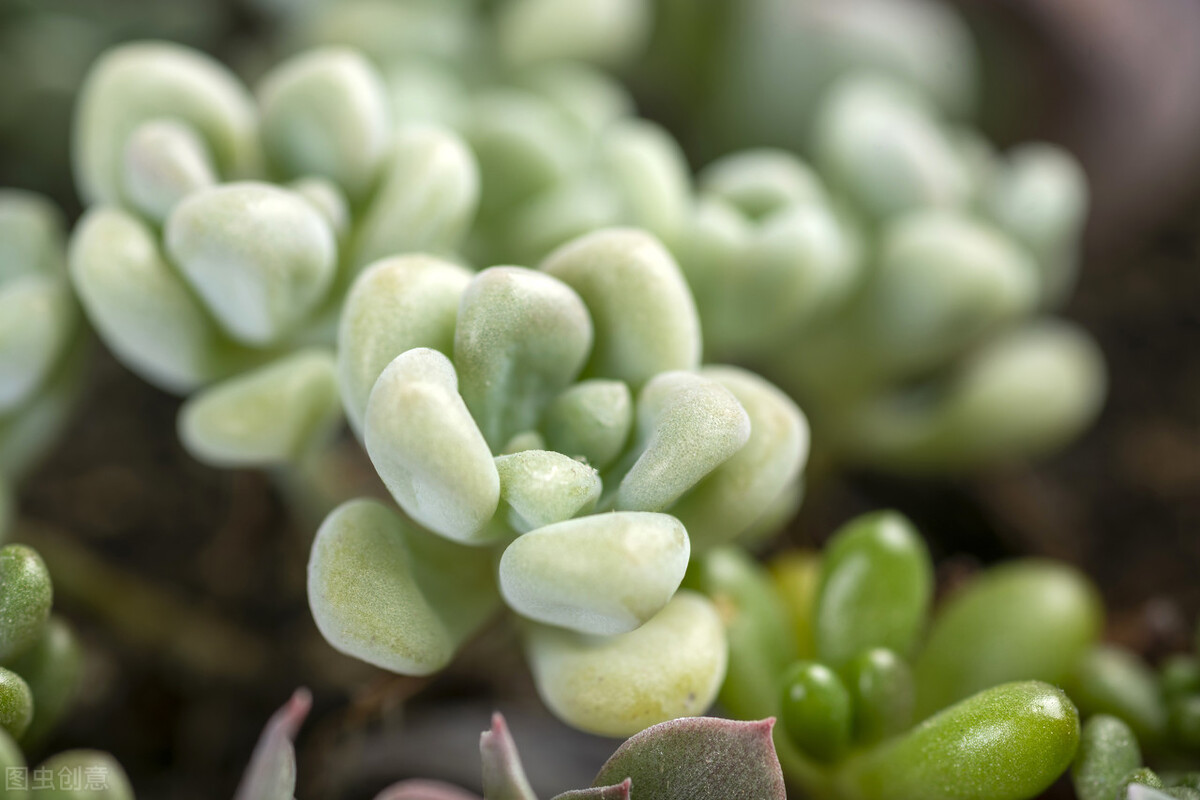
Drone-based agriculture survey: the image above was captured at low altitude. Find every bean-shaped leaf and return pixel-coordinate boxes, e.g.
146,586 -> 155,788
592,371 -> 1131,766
1069,645 -> 1168,747
814,511 -> 932,668
0,544 -> 52,661
0,274 -> 75,413
914,559 -> 1103,717
839,681 -> 1080,800
8,616 -> 82,748
603,120 -> 691,246
497,0 -> 651,69
364,349 -> 500,544
539,380 -> 633,471
616,372 -> 749,513
780,661 -> 852,763
1073,715 -> 1142,800
525,591 -> 726,737
0,668 -> 31,740
494,450 -> 600,533
121,119 -> 216,222
541,229 -> 700,387
842,647 -> 915,746
455,267 -> 592,451
500,511 -> 688,635
37,750 -> 134,800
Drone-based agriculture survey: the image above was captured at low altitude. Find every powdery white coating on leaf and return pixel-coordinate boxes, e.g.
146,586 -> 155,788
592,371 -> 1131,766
0,274 -> 75,413
178,348 -> 341,467
494,450 -> 601,533
121,118 -> 216,222
499,511 -> 689,635
258,47 -> 391,198
73,41 -> 258,206
668,366 -> 809,552
601,121 -> 691,246
308,499 -> 458,675
539,379 -> 633,472
593,717 -> 785,800
540,229 -> 700,388
525,590 -> 727,737
454,267 -> 593,451
234,688 -> 311,800
338,255 -> 472,435
364,349 -> 500,543
1072,715 -> 1142,800
497,0 -> 652,69
698,148 -> 827,220
617,372 -> 750,513
165,181 -> 338,346
353,125 -> 480,267
480,713 -> 538,800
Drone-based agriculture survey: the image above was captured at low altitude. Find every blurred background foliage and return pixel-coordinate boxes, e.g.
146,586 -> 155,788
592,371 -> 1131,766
1,0 -> 1200,798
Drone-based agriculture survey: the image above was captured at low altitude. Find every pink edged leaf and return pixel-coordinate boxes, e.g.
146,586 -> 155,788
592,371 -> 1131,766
592,717 -> 785,800
376,779 -> 484,800
234,688 -> 313,800
551,779 -> 632,800
480,712 -> 539,800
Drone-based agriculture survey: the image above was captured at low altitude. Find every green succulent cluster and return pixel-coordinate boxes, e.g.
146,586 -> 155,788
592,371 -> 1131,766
0,191 -> 83,496
310,226 -> 808,737
237,688 -> 787,800
67,40 -> 478,468
693,511 -> 1111,799
1074,714 -> 1200,800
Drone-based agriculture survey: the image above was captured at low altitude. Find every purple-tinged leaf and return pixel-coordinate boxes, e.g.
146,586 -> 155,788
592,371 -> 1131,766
376,779 -> 484,800
481,713 -> 538,800
234,688 -> 312,800
551,779 -> 632,800
592,717 -> 785,800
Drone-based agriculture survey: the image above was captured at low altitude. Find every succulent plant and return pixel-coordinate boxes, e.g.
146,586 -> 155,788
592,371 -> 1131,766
237,689 -> 787,800
309,226 -> 809,737
0,191 -> 84,488
67,40 -> 478,469
690,510 -> 1113,798
1073,714 -> 1200,800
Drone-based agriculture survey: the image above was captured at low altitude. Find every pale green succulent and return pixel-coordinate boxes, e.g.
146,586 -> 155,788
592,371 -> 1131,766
309,227 -> 809,737
67,41 -> 479,468
0,190 -> 83,487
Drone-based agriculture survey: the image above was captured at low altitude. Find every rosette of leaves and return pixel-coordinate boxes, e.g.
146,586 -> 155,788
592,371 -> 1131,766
731,73 -> 1106,472
0,191 -> 84,491
67,41 -> 479,469
692,510 -> 1106,798
236,689 -> 786,800
309,227 -> 809,736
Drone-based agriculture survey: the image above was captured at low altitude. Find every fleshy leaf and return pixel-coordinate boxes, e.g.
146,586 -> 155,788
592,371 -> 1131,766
178,349 -> 341,467
616,372 -> 749,513
499,512 -> 688,635
38,750 -> 134,800
165,182 -> 337,346
698,149 -> 826,220
814,511 -> 932,668
541,229 -> 700,387
308,499 -> 499,675
353,125 -> 479,267
601,120 -> 690,245
843,647 -> 915,746
592,717 -> 785,800
668,366 -> 809,551
780,661 -> 852,763
551,781 -> 631,800
0,274 -> 75,413
525,590 -> 726,737
1069,645 -> 1168,746
121,118 -> 216,222
539,380 -> 633,471
233,689 -> 311,800
337,255 -> 471,435
839,681 -> 1080,800
914,559 -> 1103,717
0,667 -> 32,740
454,267 -> 592,450
1073,715 -> 1142,800
0,544 -> 52,661
480,713 -> 537,800
364,349 -> 500,544
9,616 -> 83,747
258,48 -> 390,198
494,450 -> 601,532
497,0 -> 651,68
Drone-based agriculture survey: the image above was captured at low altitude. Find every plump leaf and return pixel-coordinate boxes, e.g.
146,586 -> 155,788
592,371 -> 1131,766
337,255 -> 471,435
178,349 -> 341,467
494,450 -> 601,532
0,274 -> 75,413
0,668 -> 32,739
914,559 -> 1102,717
540,229 -> 700,387
592,716 -> 786,800
8,616 -> 83,747
165,182 -> 337,346
37,750 -> 134,800
376,780 -> 482,800
499,511 -> 688,635
258,48 -> 390,198
780,661 -> 852,763
497,0 -> 651,68
539,380 -> 632,471
551,782 -> 631,800
234,689 -> 311,800
616,372 -> 749,513
454,267 -> 592,450
0,544 -> 52,661
814,511 -> 932,668
308,499 -> 499,675
839,681 -> 1080,800
121,119 -> 216,222
526,591 -> 726,737
1073,715 -> 1142,800
842,647 -> 915,746
363,349 -> 500,544
1069,645 -> 1169,747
